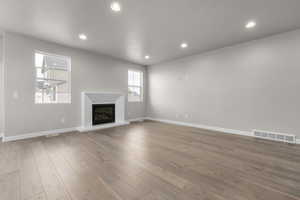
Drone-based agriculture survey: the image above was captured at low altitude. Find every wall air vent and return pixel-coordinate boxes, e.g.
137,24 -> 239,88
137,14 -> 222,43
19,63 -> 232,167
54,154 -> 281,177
253,130 -> 296,144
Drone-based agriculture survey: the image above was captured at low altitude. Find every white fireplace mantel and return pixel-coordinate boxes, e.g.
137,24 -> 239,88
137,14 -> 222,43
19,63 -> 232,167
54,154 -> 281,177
77,92 -> 129,132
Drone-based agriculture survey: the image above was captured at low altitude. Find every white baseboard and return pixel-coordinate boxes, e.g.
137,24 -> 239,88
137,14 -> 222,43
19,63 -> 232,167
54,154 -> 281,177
128,117 -> 146,122
145,117 -> 300,144
3,127 -> 78,142
145,117 -> 253,137
77,121 -> 130,132
2,118 -> 299,144
3,121 -> 131,142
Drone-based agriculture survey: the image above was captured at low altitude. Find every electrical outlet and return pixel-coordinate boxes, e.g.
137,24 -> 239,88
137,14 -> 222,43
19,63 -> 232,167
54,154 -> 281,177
60,117 -> 65,124
184,114 -> 189,119
176,114 -> 180,118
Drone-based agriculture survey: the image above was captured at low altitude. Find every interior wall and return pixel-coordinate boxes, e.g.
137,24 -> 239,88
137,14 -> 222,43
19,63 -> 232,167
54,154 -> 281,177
0,36 -> 3,135
147,29 -> 300,138
4,32 -> 146,137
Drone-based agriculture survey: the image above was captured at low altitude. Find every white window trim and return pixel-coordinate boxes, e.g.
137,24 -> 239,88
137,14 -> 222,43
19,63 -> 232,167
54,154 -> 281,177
128,69 -> 143,102
34,50 -> 72,104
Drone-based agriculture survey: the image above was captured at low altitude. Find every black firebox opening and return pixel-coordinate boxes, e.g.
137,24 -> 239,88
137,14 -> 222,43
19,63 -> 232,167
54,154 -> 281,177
92,104 -> 115,125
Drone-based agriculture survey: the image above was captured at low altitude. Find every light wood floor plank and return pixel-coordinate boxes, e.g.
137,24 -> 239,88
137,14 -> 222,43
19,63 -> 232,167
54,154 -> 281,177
30,140 -> 71,200
43,136 -> 120,200
0,142 -> 20,176
0,171 -> 20,200
18,141 -> 45,200
1,121 -> 300,200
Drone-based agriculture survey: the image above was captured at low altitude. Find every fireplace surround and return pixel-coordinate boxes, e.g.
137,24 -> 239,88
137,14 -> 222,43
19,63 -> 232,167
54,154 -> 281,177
78,92 -> 128,132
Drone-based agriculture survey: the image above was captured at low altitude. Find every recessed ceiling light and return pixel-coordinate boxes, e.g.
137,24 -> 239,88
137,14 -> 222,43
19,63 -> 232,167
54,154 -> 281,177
245,21 -> 256,29
78,34 -> 87,40
181,42 -> 188,49
145,55 -> 150,59
111,2 -> 121,12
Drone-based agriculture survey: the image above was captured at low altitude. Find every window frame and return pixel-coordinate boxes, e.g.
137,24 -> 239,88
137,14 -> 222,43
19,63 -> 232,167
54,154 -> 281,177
128,69 -> 143,102
34,50 -> 72,104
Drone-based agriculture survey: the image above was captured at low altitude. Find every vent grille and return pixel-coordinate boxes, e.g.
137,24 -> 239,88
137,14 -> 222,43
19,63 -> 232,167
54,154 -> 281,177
253,130 -> 296,144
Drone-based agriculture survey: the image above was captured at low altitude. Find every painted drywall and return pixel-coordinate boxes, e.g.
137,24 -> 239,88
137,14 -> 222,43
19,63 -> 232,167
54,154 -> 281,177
4,32 -> 146,137
147,29 -> 300,138
0,36 -> 3,135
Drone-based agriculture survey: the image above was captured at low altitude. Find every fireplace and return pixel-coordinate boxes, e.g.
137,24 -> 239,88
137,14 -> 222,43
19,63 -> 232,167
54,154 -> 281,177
92,104 -> 115,125
79,92 -> 127,132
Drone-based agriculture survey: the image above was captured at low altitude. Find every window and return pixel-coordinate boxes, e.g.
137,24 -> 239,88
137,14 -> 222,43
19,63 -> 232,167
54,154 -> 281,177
128,70 -> 143,102
35,51 -> 71,104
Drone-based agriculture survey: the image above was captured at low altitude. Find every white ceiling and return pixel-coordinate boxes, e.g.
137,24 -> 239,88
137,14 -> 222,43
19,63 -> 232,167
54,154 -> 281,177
0,0 -> 300,65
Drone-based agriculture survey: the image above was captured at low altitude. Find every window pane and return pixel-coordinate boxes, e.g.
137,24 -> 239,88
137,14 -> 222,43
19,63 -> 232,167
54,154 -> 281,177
128,70 -> 136,86
36,68 -> 44,78
128,70 -> 143,102
128,70 -> 142,86
35,52 -> 71,104
134,71 -> 141,86
129,86 -> 141,96
35,53 -> 44,67
128,86 -> 141,102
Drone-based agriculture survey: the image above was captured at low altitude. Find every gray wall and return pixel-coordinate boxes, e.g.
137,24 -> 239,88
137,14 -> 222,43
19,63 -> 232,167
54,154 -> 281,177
0,36 -> 3,134
147,29 -> 300,138
4,32 -> 146,137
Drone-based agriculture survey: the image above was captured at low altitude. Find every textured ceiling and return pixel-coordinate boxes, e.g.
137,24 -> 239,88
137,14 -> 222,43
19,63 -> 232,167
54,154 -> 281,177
0,0 -> 300,65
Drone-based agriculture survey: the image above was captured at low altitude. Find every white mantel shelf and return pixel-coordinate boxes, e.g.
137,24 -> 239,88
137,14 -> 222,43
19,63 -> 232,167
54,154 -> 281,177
79,92 -> 128,132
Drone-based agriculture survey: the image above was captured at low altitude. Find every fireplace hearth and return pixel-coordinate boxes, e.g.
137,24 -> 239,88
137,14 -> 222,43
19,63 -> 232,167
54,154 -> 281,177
92,104 -> 115,125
